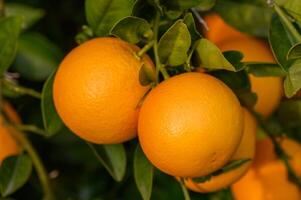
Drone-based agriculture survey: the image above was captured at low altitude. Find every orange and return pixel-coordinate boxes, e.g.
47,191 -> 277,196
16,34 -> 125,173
0,102 -> 20,164
232,161 -> 301,200
138,72 -> 244,177
53,37 -> 154,144
184,108 -> 257,192
232,137 -> 301,200
203,14 -> 249,44
219,38 -> 283,117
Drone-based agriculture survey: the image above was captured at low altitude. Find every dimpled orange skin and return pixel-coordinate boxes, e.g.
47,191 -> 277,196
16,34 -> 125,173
0,103 -> 20,164
138,72 -> 244,178
204,14 -> 249,45
53,37 -> 154,144
184,108 -> 257,192
232,137 -> 301,200
218,38 -> 283,117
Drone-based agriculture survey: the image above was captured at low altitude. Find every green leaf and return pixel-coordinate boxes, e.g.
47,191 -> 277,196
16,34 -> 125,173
269,14 -> 294,71
41,71 -> 64,137
132,0 -> 156,21
85,0 -> 135,36
0,17 -> 22,75
195,39 -> 236,71
194,0 -> 216,11
139,64 -> 156,86
5,3 -> 44,29
214,1 -> 273,37
183,13 -> 201,42
287,43 -> 301,60
223,50 -> 245,71
13,32 -> 63,81
284,59 -> 301,98
162,0 -> 205,11
110,16 -> 153,44
0,154 -> 32,197
276,0 -> 301,27
192,175 -> 212,183
245,62 -> 287,77
236,91 -> 258,109
87,143 -> 126,182
134,145 -> 153,200
158,20 -> 191,66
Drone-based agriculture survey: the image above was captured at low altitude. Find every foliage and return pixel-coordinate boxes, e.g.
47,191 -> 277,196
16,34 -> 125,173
0,0 -> 301,199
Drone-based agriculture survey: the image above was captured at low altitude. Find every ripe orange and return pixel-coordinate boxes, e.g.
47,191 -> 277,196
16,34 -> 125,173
218,38 -> 282,117
203,14 -> 249,45
0,102 -> 20,164
184,108 -> 257,192
53,37 -> 154,144
232,137 -> 301,200
138,72 -> 244,177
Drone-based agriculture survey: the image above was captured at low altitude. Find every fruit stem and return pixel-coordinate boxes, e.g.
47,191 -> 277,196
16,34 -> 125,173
15,124 -> 48,136
273,3 -> 301,43
136,40 -> 155,58
2,79 -> 41,99
153,12 -> 170,82
178,178 -> 191,200
9,127 -> 56,199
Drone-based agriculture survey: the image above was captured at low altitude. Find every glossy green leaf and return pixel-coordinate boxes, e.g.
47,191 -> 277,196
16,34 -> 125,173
13,32 -> 63,81
158,20 -> 191,66
284,59 -> 301,98
195,39 -> 236,71
0,17 -> 22,75
134,145 -> 153,200
5,3 -> 44,29
85,0 -> 135,36
183,13 -> 201,42
287,43 -> 301,60
110,16 -> 153,44
41,71 -> 64,137
276,0 -> 301,27
87,143 -> 126,182
0,154 -> 32,197
269,14 -> 294,71
132,0 -> 156,21
223,50 -> 245,71
245,62 -> 287,77
215,1 -> 272,37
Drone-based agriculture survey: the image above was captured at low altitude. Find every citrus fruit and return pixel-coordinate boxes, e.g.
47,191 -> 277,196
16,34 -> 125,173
0,102 -> 20,164
204,14 -> 249,44
218,38 -> 282,117
53,37 -> 154,144
184,108 -> 257,192
138,72 -> 244,177
231,161 -> 301,200
232,137 -> 301,200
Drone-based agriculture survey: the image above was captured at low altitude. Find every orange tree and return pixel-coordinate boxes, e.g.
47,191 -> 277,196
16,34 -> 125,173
0,0 -> 301,199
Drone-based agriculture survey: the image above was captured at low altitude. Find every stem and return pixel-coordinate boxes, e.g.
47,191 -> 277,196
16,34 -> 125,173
136,40 -> 155,58
9,127 -> 55,199
15,124 -> 48,137
153,12 -> 170,83
2,79 -> 41,99
274,4 -> 301,42
178,178 -> 191,200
